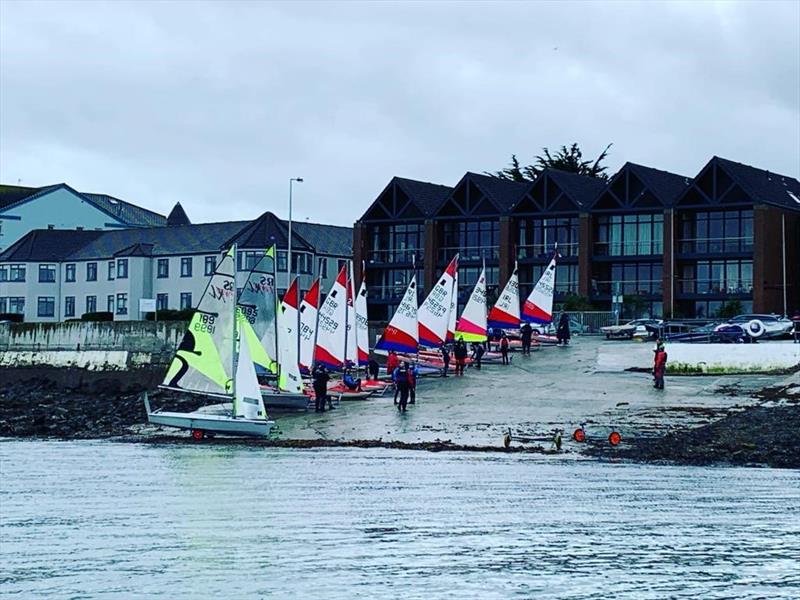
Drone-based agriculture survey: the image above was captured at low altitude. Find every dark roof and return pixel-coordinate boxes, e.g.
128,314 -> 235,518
467,172 -> 529,212
625,163 -> 691,206
0,229 -> 104,262
590,162 -> 691,210
543,169 -> 608,209
0,183 -> 166,226
715,157 -> 800,211
224,212 -> 314,252
293,221 -> 353,256
393,177 -> 454,217
167,202 -> 191,226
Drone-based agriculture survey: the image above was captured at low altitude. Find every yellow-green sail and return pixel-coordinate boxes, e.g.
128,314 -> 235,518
236,246 -> 279,374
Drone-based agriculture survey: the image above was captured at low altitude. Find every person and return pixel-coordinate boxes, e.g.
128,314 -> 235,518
367,357 -> 380,380
342,368 -> 362,391
500,333 -> 510,365
520,322 -> 533,355
395,361 -> 411,412
556,311 -> 571,346
454,337 -> 467,376
312,364 -> 330,412
793,312 -> 800,343
472,342 -> 485,370
386,350 -> 400,377
653,340 -> 667,390
408,363 -> 418,404
553,429 -> 563,452
440,343 -> 450,377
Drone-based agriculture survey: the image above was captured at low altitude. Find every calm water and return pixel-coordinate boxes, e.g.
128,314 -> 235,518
1,441 -> 799,599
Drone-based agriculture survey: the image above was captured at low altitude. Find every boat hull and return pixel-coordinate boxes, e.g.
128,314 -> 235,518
261,390 -> 311,410
144,394 -> 274,438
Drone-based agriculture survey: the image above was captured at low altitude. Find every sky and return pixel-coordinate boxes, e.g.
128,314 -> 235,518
1,0 -> 798,227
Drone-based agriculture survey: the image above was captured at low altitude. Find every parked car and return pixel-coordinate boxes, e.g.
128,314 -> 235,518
723,314 -> 794,339
601,319 -> 663,340
666,323 -> 746,343
538,317 -> 589,336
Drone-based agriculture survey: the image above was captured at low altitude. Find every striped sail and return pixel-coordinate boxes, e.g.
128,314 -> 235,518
418,255 -> 458,348
298,278 -> 320,373
237,246 -> 278,374
375,275 -> 419,353
488,264 -> 520,329
522,254 -> 557,325
163,247 -> 236,396
446,269 -> 458,342
345,268 -> 358,368
278,278 -> 303,393
455,267 -> 488,343
355,279 -> 370,366
314,264 -> 348,370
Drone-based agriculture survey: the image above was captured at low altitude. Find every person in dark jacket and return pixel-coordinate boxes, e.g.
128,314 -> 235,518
453,337 -> 468,376
472,342 -> 485,370
556,312 -> 571,346
520,322 -> 533,355
499,333 -> 510,365
395,362 -> 411,412
367,358 -> 380,380
342,368 -> 362,391
793,312 -> 800,343
408,364 -> 418,404
653,340 -> 667,389
312,364 -> 330,412
440,343 -> 450,377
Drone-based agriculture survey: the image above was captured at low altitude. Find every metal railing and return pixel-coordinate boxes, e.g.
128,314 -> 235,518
677,278 -> 753,295
593,241 -> 663,256
517,242 -> 578,259
438,246 -> 499,262
369,284 -> 419,300
366,249 -> 423,264
678,236 -> 753,254
592,279 -> 663,295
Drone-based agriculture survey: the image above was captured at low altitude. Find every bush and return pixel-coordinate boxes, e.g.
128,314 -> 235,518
81,311 -> 114,322
716,300 -> 743,319
0,313 -> 24,323
145,308 -> 195,322
561,293 -> 594,312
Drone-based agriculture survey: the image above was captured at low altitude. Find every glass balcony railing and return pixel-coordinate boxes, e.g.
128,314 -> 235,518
517,243 -> 578,260
366,249 -> 423,264
677,279 -> 753,295
368,284 -> 419,300
593,241 -> 663,257
438,246 -> 499,262
592,279 -> 663,295
678,237 -> 753,254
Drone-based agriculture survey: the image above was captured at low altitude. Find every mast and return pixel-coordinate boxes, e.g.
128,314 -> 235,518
272,244 -> 281,392
230,243 -> 239,416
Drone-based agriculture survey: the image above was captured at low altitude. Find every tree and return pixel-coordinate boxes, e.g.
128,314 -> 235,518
488,143 -> 613,182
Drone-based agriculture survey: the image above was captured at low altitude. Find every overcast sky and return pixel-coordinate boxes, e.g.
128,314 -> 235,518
1,1 -> 798,226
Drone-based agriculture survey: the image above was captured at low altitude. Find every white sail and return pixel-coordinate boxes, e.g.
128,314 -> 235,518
522,253 -> 557,325
162,247 -> 236,396
455,266 -> 488,343
278,278 -> 303,393
375,275 -> 419,353
346,267 -> 358,368
237,247 -> 278,374
314,264 -> 348,369
298,278 -> 320,372
488,264 -> 520,329
235,329 -> 268,420
355,279 -> 369,366
418,255 -> 458,347
447,269 -> 458,342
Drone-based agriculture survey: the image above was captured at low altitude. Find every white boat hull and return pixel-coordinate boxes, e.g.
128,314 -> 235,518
261,390 -> 311,410
144,394 -> 274,438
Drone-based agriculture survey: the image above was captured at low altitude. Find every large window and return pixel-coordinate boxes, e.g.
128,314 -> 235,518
65,264 -> 76,282
0,264 -> 26,282
292,252 -> 313,275
520,264 -> 578,295
318,257 -> 328,279
238,251 -> 262,271
180,257 -> 193,277
680,209 -> 753,253
277,251 -> 288,273
38,264 -> 56,283
440,221 -> 499,261
37,296 -> 55,317
518,217 -> 579,259
368,223 -> 424,263
107,261 -> 115,281
180,292 -> 193,310
117,259 -> 128,279
116,293 -> 128,315
366,267 -> 423,301
85,295 -> 97,314
204,256 -> 216,276
86,262 -> 97,282
595,213 -> 663,256
0,297 -> 25,314
64,296 -> 75,318
156,293 -> 169,310
457,266 -> 500,306
107,295 -> 114,313
593,262 -> 663,295
157,258 -> 169,278
679,260 -> 753,295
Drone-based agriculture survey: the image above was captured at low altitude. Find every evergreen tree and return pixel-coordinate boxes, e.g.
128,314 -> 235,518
488,143 -> 613,181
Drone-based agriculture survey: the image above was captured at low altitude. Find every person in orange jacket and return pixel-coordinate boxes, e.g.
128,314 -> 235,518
653,340 -> 667,389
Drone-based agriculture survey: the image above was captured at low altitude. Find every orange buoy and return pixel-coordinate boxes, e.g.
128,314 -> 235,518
608,431 -> 621,446
573,428 -> 586,442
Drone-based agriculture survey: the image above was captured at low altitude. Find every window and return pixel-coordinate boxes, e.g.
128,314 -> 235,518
277,251 -> 288,272
86,262 -> 97,282
338,259 -> 347,272
237,251 -> 262,271
441,221 -> 500,261
85,295 -> 97,314
368,223 -> 425,263
1,264 -> 25,282
318,257 -> 328,279
156,293 -> 169,310
204,256 -> 216,276
117,258 -> 128,279
107,294 -> 115,313
680,210 -> 753,253
64,296 -> 75,318
65,263 -> 76,282
180,292 -> 193,310
38,264 -> 56,283
518,217 -> 580,259
116,293 -> 128,315
595,213 -> 663,257
0,297 -> 25,314
679,260 -> 753,295
180,257 -> 193,277
108,261 -> 115,281
157,258 -> 169,278
37,296 -> 55,317
292,252 -> 313,275
592,262 -> 663,296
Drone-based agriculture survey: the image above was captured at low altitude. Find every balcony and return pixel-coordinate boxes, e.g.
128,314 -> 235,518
594,241 -> 663,257
366,249 -> 423,265
678,237 -> 753,254
438,246 -> 499,262
592,279 -> 663,296
677,278 -> 753,295
368,284 -> 418,301
518,242 -> 578,260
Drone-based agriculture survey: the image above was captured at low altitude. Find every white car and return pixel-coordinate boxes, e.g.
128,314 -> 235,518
724,314 -> 793,339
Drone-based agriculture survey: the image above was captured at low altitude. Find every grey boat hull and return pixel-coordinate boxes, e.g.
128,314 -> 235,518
144,393 -> 274,438
261,389 -> 311,410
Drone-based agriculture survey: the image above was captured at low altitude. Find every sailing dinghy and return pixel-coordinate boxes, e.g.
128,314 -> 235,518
522,252 -> 559,345
455,266 -> 488,343
144,247 -> 274,438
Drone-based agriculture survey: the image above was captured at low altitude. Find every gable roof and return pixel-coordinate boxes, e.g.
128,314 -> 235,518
223,211 -> 314,252
512,168 -> 607,214
433,172 -> 528,218
715,157 -> 800,211
293,221 -> 353,256
468,173 -> 529,212
359,176 -> 453,221
167,202 -> 191,226
591,162 -> 691,211
394,177 -> 454,217
0,229 -> 104,262
0,183 -> 166,226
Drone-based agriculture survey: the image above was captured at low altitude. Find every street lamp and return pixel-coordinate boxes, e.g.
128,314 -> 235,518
288,177 -> 303,289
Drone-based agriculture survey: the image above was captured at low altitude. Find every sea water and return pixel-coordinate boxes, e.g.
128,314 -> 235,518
1,441 -> 798,599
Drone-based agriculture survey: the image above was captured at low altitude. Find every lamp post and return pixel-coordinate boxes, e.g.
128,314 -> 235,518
288,177 -> 303,289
